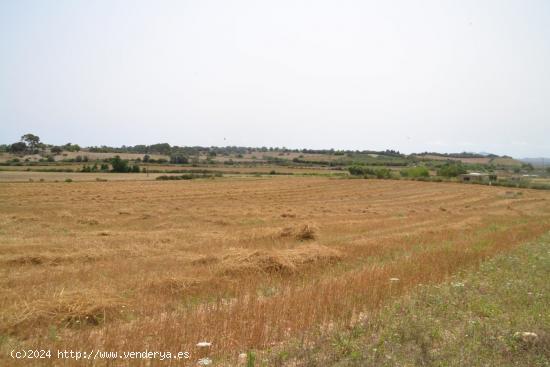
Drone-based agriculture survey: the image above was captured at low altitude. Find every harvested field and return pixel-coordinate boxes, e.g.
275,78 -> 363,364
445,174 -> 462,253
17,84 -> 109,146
1,177 -> 550,365
0,171 -> 184,182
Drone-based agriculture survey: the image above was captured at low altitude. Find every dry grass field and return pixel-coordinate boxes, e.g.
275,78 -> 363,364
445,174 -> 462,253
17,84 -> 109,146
1,177 -> 550,365
0,171 -> 184,183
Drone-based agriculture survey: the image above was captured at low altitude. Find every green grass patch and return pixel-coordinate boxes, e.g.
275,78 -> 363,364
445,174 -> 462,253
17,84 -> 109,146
265,233 -> 550,366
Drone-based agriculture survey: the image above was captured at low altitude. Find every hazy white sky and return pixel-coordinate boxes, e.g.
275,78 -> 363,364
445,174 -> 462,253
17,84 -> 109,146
1,0 -> 549,157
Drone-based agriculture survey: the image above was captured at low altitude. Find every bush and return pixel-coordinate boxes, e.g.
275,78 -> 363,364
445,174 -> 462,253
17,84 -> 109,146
156,173 -> 222,180
348,165 -> 367,176
437,163 -> 467,177
401,166 -> 429,178
374,168 -> 392,179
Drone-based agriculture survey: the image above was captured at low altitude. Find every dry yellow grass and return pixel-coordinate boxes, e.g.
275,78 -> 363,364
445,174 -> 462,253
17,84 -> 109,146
1,177 -> 550,365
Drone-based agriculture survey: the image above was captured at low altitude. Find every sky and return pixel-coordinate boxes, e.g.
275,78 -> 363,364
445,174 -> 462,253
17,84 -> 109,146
1,0 -> 549,157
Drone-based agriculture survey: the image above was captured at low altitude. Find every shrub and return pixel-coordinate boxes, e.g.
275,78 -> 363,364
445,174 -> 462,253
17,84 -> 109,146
374,168 -> 392,179
156,173 -> 222,180
348,165 -> 366,176
437,163 -> 467,177
401,166 -> 429,178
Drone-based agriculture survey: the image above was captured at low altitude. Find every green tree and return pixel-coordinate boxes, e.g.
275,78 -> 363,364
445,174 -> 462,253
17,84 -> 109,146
21,133 -> 40,152
110,156 -> 129,172
50,146 -> 63,155
9,142 -> 27,154
63,143 -> 81,152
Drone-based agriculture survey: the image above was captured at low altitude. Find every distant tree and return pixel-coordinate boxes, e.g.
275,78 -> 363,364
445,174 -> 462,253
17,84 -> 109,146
21,134 -> 40,152
9,142 -> 27,154
110,156 -> 129,172
142,154 -> 150,163
63,143 -> 81,152
50,146 -> 63,155
170,155 -> 189,164
521,163 -> 534,171
100,163 -> 109,171
149,143 -> 171,155
75,155 -> 83,162
131,165 -> 140,173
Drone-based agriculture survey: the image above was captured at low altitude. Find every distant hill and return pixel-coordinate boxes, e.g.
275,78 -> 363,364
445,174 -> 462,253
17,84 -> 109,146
520,157 -> 550,167
414,153 -> 522,167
